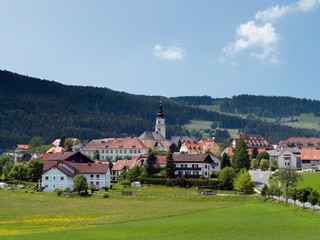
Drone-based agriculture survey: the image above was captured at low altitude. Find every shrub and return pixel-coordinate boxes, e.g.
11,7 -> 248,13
103,193 -> 109,198
135,177 -> 218,188
120,180 -> 130,186
102,186 -> 109,192
54,188 -> 63,196
89,184 -> 99,193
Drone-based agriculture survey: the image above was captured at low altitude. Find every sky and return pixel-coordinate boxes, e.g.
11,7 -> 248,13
0,0 -> 320,99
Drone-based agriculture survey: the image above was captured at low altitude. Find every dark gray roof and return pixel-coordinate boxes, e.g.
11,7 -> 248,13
173,154 -> 214,163
170,136 -> 197,146
139,131 -> 167,141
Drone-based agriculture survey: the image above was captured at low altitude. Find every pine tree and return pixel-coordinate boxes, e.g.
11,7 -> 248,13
165,152 -> 176,179
221,153 -> 231,169
251,147 -> 258,159
232,138 -> 250,173
144,152 -> 157,177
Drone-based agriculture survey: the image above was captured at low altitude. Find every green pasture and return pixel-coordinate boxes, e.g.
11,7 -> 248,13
183,120 -> 238,138
2,185 -> 320,239
270,172 -> 320,191
198,104 -> 320,131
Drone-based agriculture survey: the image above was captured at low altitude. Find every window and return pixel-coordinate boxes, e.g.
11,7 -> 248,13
110,150 -> 113,154
45,176 -> 49,180
110,156 -> 113,160
134,150 -> 137,153
106,150 -> 109,154
192,164 -> 198,169
138,150 -> 141,153
60,176 -> 64,180
90,181 -> 93,185
101,150 -> 104,153
130,150 -> 133,153
124,150 -> 127,154
158,128 -> 161,131
96,181 -> 99,186
45,185 -> 48,188
90,174 -> 94,179
205,165 -> 207,168
53,185 -> 55,188
120,150 -> 122,154
181,164 -> 187,168
53,176 -> 55,180
96,174 -> 100,179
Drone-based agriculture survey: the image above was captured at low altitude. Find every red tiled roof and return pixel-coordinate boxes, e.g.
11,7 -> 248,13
46,147 -> 66,153
234,134 -> 272,149
56,165 -> 75,177
184,141 -> 204,151
111,158 -> 142,171
300,149 -> 320,160
279,137 -> 320,148
156,156 -> 166,165
102,137 -> 147,149
41,153 -> 53,160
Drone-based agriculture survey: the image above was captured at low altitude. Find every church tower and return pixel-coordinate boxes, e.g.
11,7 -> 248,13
155,100 -> 166,138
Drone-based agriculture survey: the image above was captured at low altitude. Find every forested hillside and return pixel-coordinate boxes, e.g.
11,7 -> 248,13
174,95 -> 320,118
1,70 -> 319,150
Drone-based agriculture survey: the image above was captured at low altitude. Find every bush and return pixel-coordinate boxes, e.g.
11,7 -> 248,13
111,180 -> 118,184
120,180 -> 130,186
54,188 -> 63,196
103,193 -> 109,198
89,184 -> 99,193
102,186 -> 109,192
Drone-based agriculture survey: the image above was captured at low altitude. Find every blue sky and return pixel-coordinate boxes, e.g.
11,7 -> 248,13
0,0 -> 320,99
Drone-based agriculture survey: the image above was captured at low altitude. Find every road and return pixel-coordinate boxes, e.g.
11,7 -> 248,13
249,170 -> 272,190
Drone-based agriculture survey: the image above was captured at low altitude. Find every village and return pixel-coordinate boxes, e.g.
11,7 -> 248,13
1,102 -> 320,193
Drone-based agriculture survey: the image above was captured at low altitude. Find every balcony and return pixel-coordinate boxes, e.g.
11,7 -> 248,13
175,167 -> 201,171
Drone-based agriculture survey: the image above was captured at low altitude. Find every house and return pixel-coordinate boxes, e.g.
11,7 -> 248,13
44,152 -> 94,163
81,139 -> 114,158
199,140 -> 220,155
46,147 -> 66,154
41,161 -> 110,192
52,138 -> 80,147
277,149 -> 300,169
232,134 -> 273,150
173,154 -> 219,179
279,137 -> 320,149
111,158 -> 143,177
99,137 -> 148,161
139,101 -> 169,150
180,141 -> 205,154
299,149 -> 320,170
170,136 -> 197,148
15,144 -> 29,152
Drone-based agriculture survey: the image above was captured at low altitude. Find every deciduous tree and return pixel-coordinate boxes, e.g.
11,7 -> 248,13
233,169 -> 254,194
73,174 -> 88,194
26,157 -> 44,181
218,167 -> 235,190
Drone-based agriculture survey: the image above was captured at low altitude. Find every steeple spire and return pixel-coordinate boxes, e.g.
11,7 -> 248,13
157,100 -> 164,118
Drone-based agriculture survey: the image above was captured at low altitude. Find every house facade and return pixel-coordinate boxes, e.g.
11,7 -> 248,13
173,154 -> 218,179
99,137 -> 148,161
42,161 -> 110,192
233,134 -> 273,150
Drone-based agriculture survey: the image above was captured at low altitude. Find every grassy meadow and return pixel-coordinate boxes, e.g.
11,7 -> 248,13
2,185 -> 320,239
270,172 -> 320,192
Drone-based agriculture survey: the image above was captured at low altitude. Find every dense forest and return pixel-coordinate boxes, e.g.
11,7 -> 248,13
1,70 -> 319,151
174,94 -> 320,118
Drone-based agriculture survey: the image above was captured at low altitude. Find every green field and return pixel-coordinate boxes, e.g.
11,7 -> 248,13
198,104 -> 320,131
270,172 -> 320,191
2,186 -> 320,239
183,120 -> 238,138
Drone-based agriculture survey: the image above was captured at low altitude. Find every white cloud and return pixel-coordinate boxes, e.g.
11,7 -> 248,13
222,21 -> 278,62
255,5 -> 291,22
153,43 -> 184,60
220,0 -> 320,65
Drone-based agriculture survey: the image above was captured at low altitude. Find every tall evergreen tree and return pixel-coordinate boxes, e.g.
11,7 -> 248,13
251,147 -> 258,159
232,138 -> 250,173
221,153 -> 231,169
144,152 -> 157,177
165,152 -> 176,179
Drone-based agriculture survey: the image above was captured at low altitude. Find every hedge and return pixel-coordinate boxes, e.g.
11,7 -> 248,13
135,177 -> 218,187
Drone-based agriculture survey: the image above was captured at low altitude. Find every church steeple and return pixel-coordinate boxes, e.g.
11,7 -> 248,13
157,100 -> 164,118
155,100 -> 166,138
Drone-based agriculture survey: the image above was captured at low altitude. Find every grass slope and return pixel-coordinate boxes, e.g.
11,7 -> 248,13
2,187 -> 320,239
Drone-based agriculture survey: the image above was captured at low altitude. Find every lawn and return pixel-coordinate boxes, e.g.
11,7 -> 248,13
2,186 -> 320,239
269,172 -> 320,192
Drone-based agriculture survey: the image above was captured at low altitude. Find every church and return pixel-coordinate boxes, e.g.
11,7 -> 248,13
138,101 -> 169,151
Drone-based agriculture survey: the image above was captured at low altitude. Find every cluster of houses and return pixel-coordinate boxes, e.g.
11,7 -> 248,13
4,101 -> 320,192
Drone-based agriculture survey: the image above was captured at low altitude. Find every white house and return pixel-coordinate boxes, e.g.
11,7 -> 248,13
42,161 -> 110,192
173,154 -> 219,179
